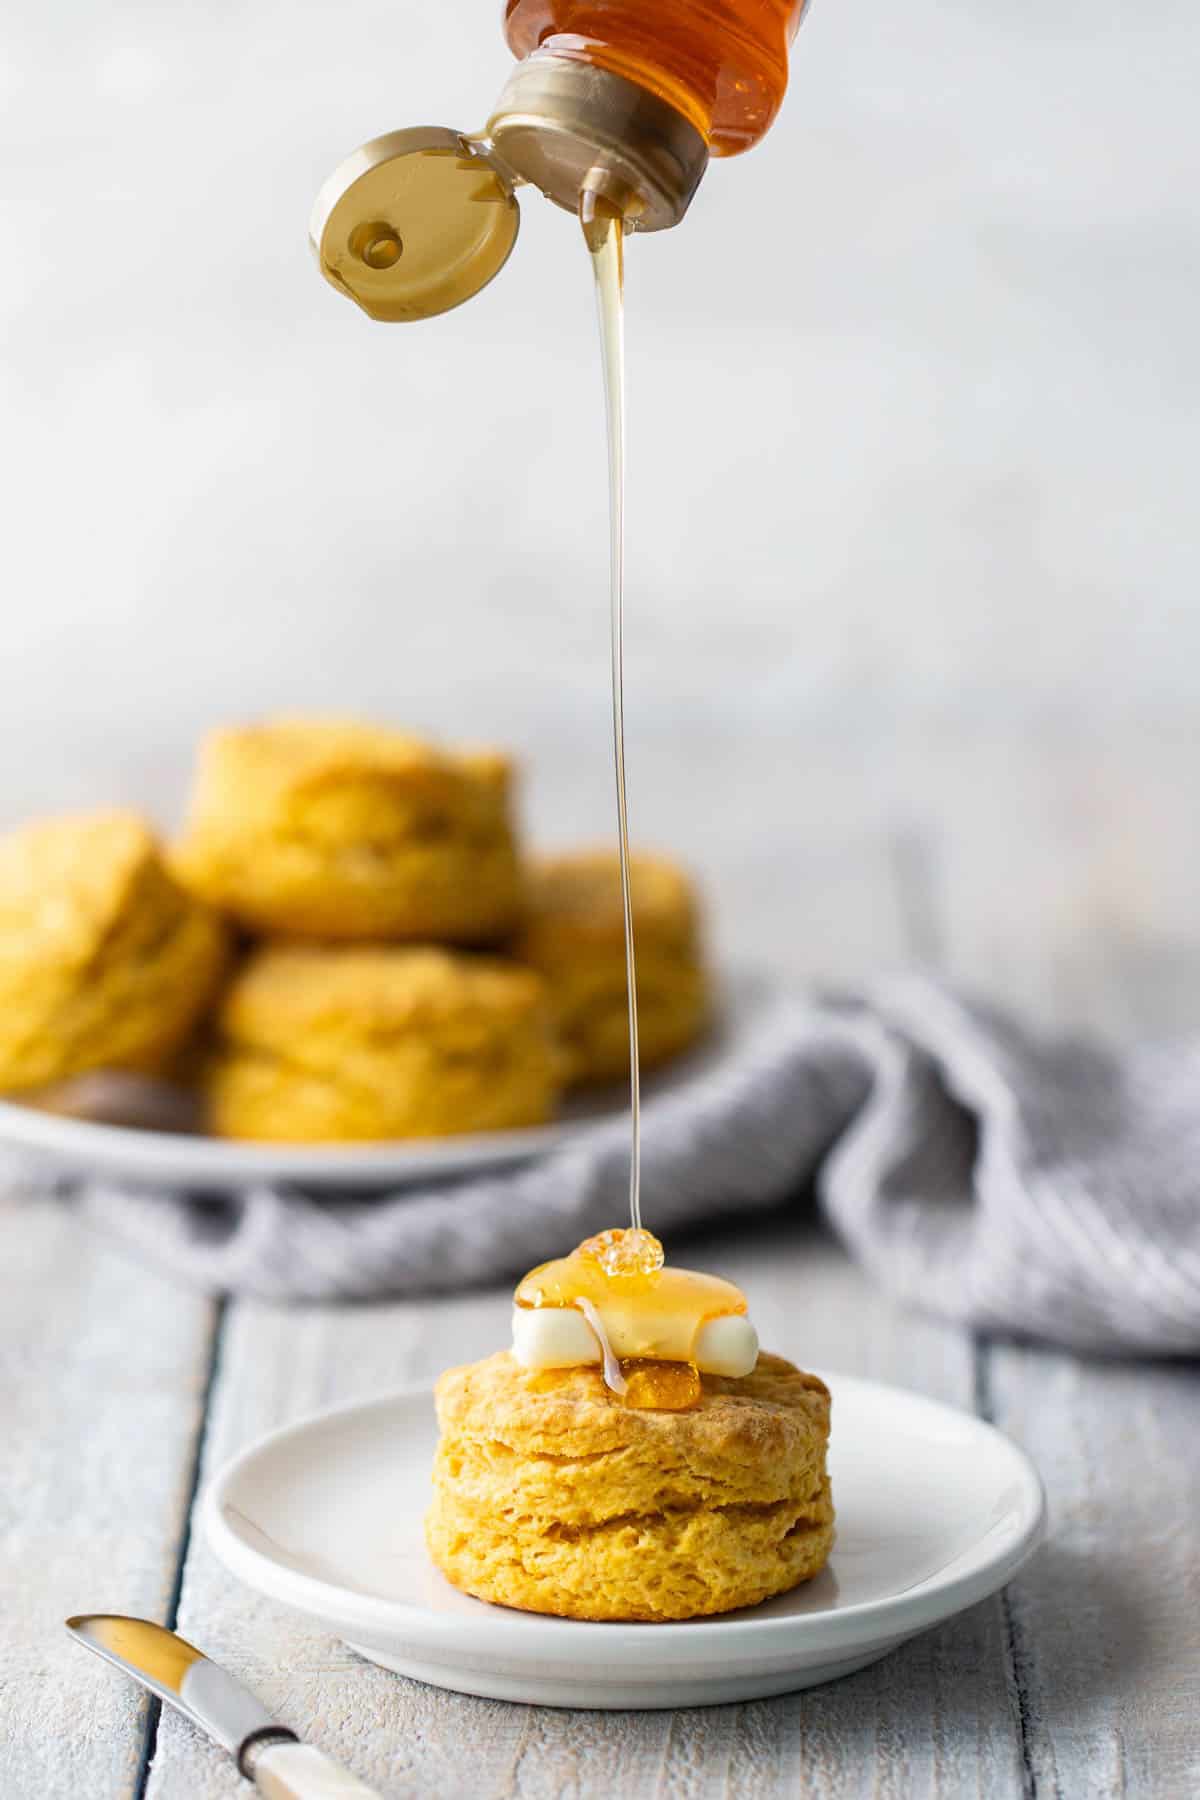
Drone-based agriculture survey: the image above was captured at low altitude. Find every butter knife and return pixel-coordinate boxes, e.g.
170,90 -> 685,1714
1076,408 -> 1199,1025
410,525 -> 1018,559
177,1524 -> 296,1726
66,1615 -> 380,1798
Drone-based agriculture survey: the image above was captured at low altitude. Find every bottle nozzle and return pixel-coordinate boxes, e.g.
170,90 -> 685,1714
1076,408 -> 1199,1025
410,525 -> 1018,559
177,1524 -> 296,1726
488,58 -> 708,232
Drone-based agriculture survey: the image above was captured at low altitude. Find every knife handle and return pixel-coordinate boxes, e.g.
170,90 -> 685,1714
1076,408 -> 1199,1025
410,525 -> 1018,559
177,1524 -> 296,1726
248,1739 -> 382,1799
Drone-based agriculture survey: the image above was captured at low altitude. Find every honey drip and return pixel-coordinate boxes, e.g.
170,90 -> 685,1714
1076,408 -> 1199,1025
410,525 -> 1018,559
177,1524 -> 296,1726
582,189 -> 642,1235
518,1232 -> 745,1316
620,1359 -> 702,1411
579,1226 -> 662,1278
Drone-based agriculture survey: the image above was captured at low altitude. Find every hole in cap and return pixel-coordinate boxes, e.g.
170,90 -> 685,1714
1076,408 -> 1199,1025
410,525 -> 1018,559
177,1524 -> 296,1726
350,222 -> 403,270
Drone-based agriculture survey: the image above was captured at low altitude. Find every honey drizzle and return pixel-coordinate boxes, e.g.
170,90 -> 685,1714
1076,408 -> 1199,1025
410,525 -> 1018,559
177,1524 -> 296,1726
575,1295 -> 628,1394
582,190 -> 642,1234
515,1235 -> 746,1410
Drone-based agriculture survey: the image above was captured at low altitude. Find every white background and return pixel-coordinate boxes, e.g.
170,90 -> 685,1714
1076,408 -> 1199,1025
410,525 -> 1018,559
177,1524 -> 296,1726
3,0 -> 1198,983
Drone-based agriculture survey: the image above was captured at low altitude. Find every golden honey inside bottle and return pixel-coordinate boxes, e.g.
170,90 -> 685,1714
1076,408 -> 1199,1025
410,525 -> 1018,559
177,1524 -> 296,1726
503,0 -> 807,157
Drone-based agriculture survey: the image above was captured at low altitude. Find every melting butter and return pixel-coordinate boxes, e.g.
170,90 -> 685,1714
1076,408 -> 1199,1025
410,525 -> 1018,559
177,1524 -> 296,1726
512,1229 -> 758,1381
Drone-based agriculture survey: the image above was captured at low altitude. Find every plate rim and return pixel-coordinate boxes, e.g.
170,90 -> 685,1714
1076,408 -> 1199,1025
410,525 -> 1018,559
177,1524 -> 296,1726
0,971 -> 769,1190
0,1091 -> 570,1185
203,1370 -> 1046,1657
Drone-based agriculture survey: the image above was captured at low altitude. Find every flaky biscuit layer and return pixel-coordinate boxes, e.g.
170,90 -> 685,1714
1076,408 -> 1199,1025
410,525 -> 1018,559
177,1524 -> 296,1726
205,944 -> 562,1141
427,1351 -> 833,1621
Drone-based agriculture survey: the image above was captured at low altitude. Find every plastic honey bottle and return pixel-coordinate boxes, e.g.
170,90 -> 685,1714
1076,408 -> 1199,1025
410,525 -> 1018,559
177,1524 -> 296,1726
311,0 -> 812,321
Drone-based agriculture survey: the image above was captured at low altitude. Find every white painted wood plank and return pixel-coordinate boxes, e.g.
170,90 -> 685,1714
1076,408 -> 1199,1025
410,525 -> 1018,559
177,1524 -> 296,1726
143,1226 -> 1023,1800
0,1190 -> 216,1800
985,1348 -> 1200,1800
932,737 -> 1200,1798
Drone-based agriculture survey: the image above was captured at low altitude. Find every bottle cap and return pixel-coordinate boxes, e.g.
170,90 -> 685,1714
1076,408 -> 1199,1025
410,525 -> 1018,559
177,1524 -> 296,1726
310,127 -> 520,322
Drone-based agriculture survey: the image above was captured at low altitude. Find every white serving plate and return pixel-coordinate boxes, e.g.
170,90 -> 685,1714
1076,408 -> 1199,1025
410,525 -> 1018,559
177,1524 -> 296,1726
0,978 -> 762,1191
0,1085 -> 595,1189
205,1373 -> 1045,1709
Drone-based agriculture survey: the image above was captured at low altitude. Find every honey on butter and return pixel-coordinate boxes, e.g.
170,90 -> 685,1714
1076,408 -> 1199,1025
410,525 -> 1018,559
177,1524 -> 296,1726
511,1228 -> 759,1405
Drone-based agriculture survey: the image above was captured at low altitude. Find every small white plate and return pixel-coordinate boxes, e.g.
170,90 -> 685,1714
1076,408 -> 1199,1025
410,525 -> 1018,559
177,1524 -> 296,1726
204,1374 -> 1045,1709
0,978 -> 759,1192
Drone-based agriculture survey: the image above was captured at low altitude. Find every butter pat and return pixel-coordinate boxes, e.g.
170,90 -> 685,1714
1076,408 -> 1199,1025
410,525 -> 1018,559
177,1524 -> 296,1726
511,1303 -> 759,1379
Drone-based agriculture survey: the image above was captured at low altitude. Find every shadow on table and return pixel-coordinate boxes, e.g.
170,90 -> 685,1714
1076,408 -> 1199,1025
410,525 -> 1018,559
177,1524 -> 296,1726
766,1539 -> 1148,1739
400,1544 -> 1151,1800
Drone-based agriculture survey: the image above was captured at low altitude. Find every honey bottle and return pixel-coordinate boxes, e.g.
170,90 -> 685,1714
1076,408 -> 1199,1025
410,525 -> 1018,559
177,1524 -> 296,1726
500,0 -> 810,168
310,0 -> 812,322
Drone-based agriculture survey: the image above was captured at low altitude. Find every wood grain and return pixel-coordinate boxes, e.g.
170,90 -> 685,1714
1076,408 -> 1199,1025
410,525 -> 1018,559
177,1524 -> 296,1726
0,1190 -> 217,1800
984,1347 -> 1200,1800
936,742 -> 1200,1800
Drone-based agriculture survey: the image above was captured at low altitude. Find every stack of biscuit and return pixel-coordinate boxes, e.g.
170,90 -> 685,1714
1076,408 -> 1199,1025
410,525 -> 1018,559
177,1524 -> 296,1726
427,1350 -> 834,1620
0,716 -> 713,1142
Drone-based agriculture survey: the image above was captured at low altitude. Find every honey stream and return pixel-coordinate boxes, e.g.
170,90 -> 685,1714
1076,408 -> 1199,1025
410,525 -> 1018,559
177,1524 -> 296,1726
516,200 -> 751,1407
581,191 -> 642,1235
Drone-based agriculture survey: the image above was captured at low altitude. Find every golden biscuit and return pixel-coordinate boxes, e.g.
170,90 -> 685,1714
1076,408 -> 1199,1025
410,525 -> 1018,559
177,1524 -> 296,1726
513,850 -> 710,1082
427,1350 -> 833,1621
205,943 -> 562,1141
0,811 -> 229,1093
174,717 -> 523,942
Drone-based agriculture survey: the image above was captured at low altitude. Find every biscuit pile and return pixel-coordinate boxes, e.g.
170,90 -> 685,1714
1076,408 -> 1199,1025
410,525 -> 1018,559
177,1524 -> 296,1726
0,717 -> 711,1142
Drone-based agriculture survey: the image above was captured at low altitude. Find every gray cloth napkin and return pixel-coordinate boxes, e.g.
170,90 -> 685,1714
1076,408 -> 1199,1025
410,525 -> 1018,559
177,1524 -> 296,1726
58,977 -> 1200,1352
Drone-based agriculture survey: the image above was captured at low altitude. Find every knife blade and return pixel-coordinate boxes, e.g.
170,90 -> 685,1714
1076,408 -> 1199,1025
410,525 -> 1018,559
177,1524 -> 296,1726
66,1615 -> 381,1798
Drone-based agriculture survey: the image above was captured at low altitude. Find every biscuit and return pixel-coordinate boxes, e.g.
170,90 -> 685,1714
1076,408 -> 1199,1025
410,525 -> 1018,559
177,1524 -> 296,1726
0,811 -> 229,1093
512,850 -> 710,1082
426,1349 -> 833,1620
174,717 -> 523,942
205,943 -> 562,1141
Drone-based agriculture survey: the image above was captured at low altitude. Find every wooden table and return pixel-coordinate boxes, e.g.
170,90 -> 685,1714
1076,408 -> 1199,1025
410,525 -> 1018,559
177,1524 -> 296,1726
3,725 -> 1199,1798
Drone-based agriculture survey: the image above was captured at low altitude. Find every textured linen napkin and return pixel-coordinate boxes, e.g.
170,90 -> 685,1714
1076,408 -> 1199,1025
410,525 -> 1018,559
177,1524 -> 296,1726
45,976 -> 1200,1352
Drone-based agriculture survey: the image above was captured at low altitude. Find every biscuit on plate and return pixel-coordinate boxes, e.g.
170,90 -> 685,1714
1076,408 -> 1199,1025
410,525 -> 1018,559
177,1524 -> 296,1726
426,1349 -> 833,1621
0,811 -> 229,1093
174,717 -> 523,942
512,850 -> 710,1083
205,943 -> 561,1142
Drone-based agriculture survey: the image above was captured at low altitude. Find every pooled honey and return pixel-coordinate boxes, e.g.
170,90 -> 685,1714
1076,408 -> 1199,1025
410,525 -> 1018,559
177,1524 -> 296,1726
516,1229 -> 748,1409
517,1228 -> 746,1318
620,1359 -> 703,1411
